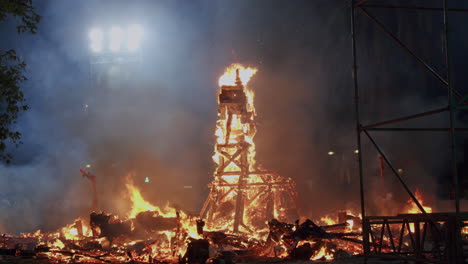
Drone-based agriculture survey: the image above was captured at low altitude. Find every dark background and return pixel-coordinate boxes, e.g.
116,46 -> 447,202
0,0 -> 467,233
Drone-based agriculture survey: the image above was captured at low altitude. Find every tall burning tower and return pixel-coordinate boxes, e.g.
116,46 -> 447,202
200,64 -> 298,233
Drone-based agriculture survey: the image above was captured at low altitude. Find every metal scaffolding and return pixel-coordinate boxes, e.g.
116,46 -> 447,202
351,0 -> 467,262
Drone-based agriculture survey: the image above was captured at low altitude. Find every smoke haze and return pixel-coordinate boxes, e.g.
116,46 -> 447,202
0,0 -> 467,233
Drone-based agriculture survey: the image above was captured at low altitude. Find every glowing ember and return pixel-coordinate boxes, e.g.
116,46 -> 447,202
346,219 -> 354,231
320,216 -> 337,226
311,245 -> 334,260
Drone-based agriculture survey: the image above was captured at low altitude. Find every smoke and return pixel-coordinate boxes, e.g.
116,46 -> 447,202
0,0 -> 467,233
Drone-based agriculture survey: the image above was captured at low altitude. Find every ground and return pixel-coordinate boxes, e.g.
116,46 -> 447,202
0,256 -> 422,264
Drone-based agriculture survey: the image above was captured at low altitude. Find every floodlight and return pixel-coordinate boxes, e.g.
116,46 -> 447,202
89,28 -> 103,52
127,24 -> 143,51
109,26 -> 124,52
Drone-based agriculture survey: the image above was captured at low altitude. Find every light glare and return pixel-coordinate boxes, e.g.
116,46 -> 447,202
127,24 -> 143,51
109,27 -> 124,52
89,28 -> 103,52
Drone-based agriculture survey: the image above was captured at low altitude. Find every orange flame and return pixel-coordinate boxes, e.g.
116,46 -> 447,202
213,64 -> 258,173
125,176 -> 177,218
320,216 -> 337,226
405,189 -> 432,233
218,63 -> 257,87
406,189 -> 432,214
311,246 -> 334,260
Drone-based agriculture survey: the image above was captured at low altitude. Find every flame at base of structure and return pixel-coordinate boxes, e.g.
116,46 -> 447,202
11,180 -> 363,263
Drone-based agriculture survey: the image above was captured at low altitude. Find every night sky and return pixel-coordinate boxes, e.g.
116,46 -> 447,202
0,0 -> 467,233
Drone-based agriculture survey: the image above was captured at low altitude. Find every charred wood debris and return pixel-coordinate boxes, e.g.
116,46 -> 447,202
0,211 -> 361,263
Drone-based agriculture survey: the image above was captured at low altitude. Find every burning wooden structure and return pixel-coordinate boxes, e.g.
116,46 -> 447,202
199,64 -> 298,233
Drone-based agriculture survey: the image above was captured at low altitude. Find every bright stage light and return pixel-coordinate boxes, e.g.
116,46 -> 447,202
127,24 -> 143,52
90,25 -> 143,53
89,28 -> 103,52
109,26 -> 124,52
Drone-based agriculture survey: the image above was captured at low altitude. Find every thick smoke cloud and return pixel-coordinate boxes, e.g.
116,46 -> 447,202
0,0 -> 467,233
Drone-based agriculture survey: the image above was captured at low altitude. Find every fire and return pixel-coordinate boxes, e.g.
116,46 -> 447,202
203,63 -> 298,234
126,180 -> 158,218
125,175 -> 202,239
214,64 -> 258,171
346,219 -> 354,231
311,245 -> 334,260
51,239 -> 65,249
405,189 -> 432,214
405,189 -> 432,232
60,218 -> 92,240
125,176 -> 177,218
218,63 -> 257,87
320,216 -> 337,226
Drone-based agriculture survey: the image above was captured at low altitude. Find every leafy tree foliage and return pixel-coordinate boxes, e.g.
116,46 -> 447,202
0,0 -> 40,163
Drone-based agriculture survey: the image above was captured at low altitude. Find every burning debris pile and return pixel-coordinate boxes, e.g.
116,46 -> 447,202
0,180 -> 362,263
0,179 -> 203,263
1,212 -> 362,263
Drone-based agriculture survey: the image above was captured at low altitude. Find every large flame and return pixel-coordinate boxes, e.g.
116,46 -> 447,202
406,189 -> 432,214
210,64 -> 266,232
213,64 -> 258,172
124,175 -> 201,240
218,63 -> 257,87
405,189 -> 432,233
218,64 -> 257,117
125,176 -> 177,218
126,180 -> 158,218
207,63 -> 299,235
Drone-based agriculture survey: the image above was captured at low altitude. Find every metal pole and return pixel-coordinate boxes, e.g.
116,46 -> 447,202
354,0 -> 370,7
366,127 -> 468,132
363,130 -> 427,214
358,7 -> 467,100
443,0 -> 460,217
362,5 -> 468,13
362,107 -> 448,129
442,4 -> 463,262
351,0 -> 370,256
